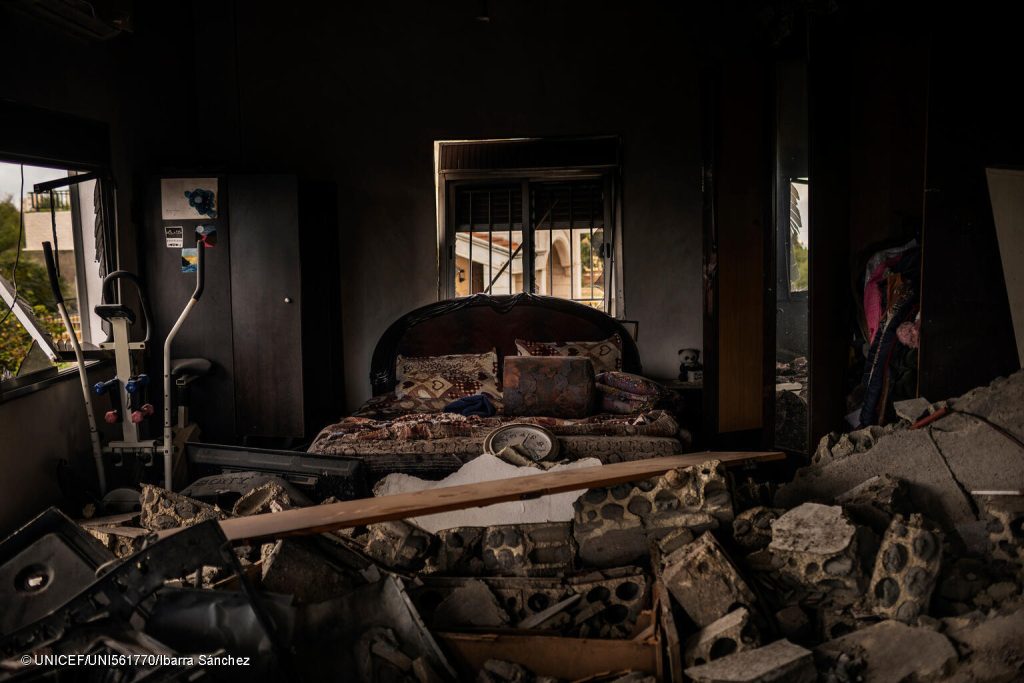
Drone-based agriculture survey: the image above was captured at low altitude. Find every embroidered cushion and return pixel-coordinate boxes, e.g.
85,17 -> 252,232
514,334 -> 623,373
503,356 -> 596,418
395,350 -> 500,401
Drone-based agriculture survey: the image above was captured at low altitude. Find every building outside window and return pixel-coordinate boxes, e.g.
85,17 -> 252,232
436,137 -> 623,315
0,161 -> 106,383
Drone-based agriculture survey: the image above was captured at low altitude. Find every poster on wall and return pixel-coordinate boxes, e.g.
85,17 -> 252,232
161,177 -> 219,220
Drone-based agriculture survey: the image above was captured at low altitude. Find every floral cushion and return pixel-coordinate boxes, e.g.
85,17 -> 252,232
395,350 -> 500,401
515,334 -> 623,373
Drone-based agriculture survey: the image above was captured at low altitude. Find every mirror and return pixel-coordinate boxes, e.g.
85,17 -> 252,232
774,61 -> 810,454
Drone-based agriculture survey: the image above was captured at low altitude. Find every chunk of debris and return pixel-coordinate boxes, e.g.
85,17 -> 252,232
868,514 -> 942,622
139,485 -> 226,531
232,481 -> 296,516
662,531 -> 757,627
732,507 -> 782,550
429,526 -> 486,575
977,493 -> 1024,565
769,503 -> 867,603
684,639 -> 816,683
816,620 -> 957,682
834,475 -> 910,535
433,579 -> 510,629
574,460 -> 733,567
481,522 -> 576,577
260,538 -> 357,603
893,396 -> 933,423
355,520 -> 436,571
84,523 -> 153,558
684,607 -> 761,668
774,605 -> 811,641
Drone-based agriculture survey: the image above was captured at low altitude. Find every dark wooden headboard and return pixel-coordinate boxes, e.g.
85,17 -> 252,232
370,294 -> 642,395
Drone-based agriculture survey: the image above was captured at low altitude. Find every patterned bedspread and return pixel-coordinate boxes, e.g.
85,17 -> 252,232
308,401 -> 681,456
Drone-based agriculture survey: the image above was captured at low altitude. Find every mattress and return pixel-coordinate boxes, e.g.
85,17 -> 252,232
308,396 -> 685,478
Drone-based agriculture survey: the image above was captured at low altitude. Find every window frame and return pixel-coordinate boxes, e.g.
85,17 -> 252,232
438,167 -> 619,313
0,163 -> 116,393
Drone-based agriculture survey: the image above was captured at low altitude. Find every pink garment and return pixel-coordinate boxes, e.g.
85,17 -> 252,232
864,257 -> 900,343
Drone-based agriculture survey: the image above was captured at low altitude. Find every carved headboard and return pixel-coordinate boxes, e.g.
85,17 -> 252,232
370,294 -> 642,395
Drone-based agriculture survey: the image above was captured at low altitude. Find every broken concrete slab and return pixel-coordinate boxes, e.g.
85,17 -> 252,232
574,459 -> 733,567
816,620 -> 957,683
781,371 -> 1024,536
684,638 -> 815,683
232,481 -> 296,516
732,507 -> 782,550
868,514 -> 943,622
139,485 -> 226,531
768,503 -> 866,601
683,607 -> 761,668
662,531 -> 757,628
372,454 -> 603,533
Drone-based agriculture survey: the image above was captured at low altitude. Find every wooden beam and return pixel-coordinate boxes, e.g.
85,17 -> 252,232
163,451 -> 784,542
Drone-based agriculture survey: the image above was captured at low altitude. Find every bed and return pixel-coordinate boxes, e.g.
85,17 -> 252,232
308,294 -> 686,478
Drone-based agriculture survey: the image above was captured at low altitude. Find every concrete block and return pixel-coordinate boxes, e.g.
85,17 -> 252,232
868,514 -> 943,622
482,522 -> 576,577
683,639 -> 815,683
683,607 -> 761,668
732,507 -> 783,550
662,531 -> 757,627
768,503 -> 865,602
574,459 -> 733,567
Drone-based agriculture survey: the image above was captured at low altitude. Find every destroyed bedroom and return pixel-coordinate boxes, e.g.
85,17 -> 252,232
1,1 -> 1023,681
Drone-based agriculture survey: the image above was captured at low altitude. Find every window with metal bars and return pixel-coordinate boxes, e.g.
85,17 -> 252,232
447,178 -> 612,311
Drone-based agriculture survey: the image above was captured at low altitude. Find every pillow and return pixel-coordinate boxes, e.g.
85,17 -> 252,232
503,356 -> 596,418
515,334 -> 623,373
395,350 -> 500,401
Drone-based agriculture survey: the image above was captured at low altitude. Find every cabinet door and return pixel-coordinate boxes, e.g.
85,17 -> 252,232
229,174 -> 304,437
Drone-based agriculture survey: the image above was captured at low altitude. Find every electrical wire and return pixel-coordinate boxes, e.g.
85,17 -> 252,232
0,164 -> 26,328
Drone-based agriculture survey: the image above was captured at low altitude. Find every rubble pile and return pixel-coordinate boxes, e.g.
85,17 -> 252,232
1,371 -> 1023,681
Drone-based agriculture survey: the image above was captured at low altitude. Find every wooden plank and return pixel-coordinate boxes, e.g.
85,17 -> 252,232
163,451 -> 783,542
